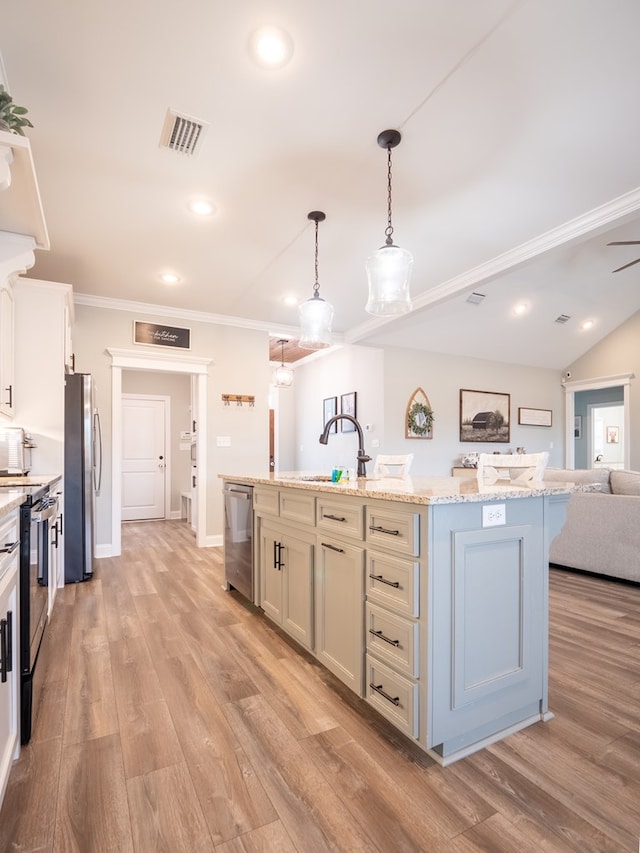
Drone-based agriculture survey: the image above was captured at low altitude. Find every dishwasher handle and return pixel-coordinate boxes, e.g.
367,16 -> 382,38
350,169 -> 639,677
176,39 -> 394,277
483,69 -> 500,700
222,488 -> 251,500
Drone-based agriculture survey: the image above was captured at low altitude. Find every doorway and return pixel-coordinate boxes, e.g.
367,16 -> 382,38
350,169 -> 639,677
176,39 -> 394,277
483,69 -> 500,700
563,372 -> 633,469
108,348 -> 211,556
121,395 -> 169,520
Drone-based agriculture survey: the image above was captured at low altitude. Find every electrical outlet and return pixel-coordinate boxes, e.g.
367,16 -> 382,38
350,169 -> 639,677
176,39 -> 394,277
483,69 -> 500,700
482,503 -> 506,527
371,438 -> 380,447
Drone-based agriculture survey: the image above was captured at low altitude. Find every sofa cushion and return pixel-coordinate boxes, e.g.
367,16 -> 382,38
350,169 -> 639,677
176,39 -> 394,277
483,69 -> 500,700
610,469 -> 640,496
544,467 -> 612,494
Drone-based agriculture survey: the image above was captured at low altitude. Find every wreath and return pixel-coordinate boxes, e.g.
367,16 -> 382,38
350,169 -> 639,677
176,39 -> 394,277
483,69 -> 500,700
407,401 -> 434,436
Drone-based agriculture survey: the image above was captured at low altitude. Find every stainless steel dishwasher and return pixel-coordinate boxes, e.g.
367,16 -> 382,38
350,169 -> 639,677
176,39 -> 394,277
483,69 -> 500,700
223,483 -> 254,601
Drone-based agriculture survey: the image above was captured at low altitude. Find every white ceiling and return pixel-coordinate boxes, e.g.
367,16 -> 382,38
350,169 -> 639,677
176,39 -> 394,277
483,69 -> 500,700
3,0 -> 640,368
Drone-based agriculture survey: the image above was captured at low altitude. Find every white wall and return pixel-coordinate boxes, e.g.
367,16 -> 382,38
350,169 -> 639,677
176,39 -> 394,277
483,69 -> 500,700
292,344 -> 385,474
291,343 -> 564,476
121,370 -> 192,515
383,346 -> 565,474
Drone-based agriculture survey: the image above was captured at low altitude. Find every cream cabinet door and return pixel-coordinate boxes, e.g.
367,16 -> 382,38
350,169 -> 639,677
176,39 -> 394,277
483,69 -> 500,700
315,537 -> 364,695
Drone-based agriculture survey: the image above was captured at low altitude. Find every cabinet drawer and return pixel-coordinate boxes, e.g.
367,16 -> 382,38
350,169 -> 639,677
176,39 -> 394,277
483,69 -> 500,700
365,505 -> 420,557
0,511 -> 19,575
280,490 -> 316,525
366,550 -> 419,618
253,487 -> 279,516
365,655 -> 418,739
316,496 -> 363,539
366,603 -> 419,678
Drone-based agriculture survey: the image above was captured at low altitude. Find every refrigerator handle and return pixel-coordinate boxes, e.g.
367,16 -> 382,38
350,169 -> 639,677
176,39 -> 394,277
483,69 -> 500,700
93,411 -> 103,494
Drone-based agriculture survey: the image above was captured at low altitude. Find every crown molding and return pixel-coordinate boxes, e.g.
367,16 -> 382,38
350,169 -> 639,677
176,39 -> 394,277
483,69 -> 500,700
347,187 -> 640,343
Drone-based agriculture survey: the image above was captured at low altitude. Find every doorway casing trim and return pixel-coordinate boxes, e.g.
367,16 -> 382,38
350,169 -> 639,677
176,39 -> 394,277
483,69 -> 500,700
563,372 -> 634,468
108,347 -> 211,555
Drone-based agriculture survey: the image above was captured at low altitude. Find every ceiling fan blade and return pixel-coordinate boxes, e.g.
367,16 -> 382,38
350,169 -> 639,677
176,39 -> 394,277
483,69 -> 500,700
607,240 -> 640,245
612,257 -> 640,273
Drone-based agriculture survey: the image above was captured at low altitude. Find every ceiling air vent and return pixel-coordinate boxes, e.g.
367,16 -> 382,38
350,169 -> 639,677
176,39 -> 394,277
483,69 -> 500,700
466,292 -> 486,305
555,314 -> 571,324
159,108 -> 209,156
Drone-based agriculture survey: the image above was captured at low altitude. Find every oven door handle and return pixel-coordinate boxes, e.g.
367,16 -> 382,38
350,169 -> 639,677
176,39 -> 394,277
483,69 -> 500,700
31,503 -> 58,523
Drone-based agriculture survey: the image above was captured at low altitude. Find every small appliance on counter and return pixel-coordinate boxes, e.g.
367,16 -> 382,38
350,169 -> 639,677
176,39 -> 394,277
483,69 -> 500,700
0,427 -> 36,475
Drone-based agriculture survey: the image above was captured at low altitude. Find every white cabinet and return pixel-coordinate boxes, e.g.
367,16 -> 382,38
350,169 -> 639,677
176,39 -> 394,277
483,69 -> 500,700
0,131 -> 50,422
0,281 -> 14,418
13,279 -> 72,592
0,509 -> 19,808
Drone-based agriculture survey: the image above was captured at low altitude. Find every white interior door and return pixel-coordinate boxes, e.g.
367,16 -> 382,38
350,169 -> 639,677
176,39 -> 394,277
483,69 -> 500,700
122,395 -> 167,521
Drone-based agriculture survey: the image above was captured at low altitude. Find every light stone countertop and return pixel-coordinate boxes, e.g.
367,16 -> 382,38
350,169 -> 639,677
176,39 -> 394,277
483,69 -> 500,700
0,475 -> 62,520
220,472 -> 588,505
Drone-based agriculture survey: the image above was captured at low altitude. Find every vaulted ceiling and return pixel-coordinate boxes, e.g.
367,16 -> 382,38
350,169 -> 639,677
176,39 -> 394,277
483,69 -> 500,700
3,0 -> 640,368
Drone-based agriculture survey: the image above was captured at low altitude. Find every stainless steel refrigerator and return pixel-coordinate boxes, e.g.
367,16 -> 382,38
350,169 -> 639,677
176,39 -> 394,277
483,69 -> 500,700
64,373 -> 102,582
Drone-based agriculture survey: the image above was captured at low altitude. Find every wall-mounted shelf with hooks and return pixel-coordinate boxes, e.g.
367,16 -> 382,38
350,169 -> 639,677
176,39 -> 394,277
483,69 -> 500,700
222,394 -> 255,407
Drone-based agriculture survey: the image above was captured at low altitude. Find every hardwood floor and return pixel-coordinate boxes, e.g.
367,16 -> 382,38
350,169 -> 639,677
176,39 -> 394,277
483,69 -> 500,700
1,520 -> 639,851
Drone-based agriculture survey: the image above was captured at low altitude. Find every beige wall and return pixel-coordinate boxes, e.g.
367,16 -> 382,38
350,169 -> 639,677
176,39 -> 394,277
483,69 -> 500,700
567,309 -> 640,469
72,302 -> 271,550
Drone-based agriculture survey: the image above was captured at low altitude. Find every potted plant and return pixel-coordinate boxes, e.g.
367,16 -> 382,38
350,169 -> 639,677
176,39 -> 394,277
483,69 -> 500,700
0,85 -> 33,135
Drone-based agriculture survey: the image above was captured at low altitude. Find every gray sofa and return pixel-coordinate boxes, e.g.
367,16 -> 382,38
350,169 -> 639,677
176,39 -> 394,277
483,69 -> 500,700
544,467 -> 640,583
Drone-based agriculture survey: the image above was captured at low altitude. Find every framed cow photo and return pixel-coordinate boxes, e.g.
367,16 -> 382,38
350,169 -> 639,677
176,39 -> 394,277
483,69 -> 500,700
459,389 -> 510,443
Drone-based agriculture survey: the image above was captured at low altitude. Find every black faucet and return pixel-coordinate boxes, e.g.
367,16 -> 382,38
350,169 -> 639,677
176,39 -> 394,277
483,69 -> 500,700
319,414 -> 371,477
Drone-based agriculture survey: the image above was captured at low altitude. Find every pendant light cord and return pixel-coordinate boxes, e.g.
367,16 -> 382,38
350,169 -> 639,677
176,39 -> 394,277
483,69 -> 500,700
313,218 -> 320,297
385,145 -> 394,246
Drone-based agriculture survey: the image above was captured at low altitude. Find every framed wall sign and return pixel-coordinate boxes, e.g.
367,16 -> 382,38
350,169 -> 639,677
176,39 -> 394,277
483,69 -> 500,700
340,392 -> 357,432
460,388 -> 510,443
133,321 -> 191,349
518,407 -> 552,427
323,396 -> 337,433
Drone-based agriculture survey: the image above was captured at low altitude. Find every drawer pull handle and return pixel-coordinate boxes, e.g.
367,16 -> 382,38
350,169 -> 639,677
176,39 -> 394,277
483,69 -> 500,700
0,540 -> 19,555
370,682 -> 400,706
321,542 -> 344,553
369,525 -> 400,536
369,628 -> 400,647
323,513 -> 347,522
369,573 -> 400,589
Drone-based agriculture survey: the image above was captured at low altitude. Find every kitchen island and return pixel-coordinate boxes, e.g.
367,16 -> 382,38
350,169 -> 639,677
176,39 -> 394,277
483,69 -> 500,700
221,472 -> 576,764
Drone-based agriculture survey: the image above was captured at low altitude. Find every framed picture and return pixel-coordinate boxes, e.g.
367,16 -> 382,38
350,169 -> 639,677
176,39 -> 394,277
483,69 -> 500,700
606,425 -> 619,443
518,407 -> 552,427
460,389 -> 510,443
574,416 -> 582,439
323,396 -> 337,433
340,392 -> 357,432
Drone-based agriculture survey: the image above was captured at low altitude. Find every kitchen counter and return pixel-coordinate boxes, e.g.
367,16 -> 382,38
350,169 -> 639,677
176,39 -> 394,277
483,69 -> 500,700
219,471 -> 581,504
0,474 -> 62,518
220,470 -> 577,764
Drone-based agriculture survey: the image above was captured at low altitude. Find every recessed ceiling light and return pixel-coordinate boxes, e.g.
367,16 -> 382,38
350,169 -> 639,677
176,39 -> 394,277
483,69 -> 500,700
249,26 -> 294,69
188,199 -> 216,216
513,302 -> 529,316
159,272 -> 180,285
581,319 -> 595,330
283,295 -> 298,306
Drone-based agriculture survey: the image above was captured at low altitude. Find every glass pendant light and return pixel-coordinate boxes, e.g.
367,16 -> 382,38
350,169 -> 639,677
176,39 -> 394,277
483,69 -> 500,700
273,339 -> 294,388
366,129 -> 413,316
299,210 -> 333,349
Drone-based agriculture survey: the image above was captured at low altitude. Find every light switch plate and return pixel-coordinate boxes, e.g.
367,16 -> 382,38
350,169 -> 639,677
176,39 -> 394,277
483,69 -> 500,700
216,436 -> 231,447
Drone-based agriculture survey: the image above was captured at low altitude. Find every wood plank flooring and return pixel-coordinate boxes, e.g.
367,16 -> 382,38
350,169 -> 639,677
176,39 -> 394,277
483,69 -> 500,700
1,520 -> 639,851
